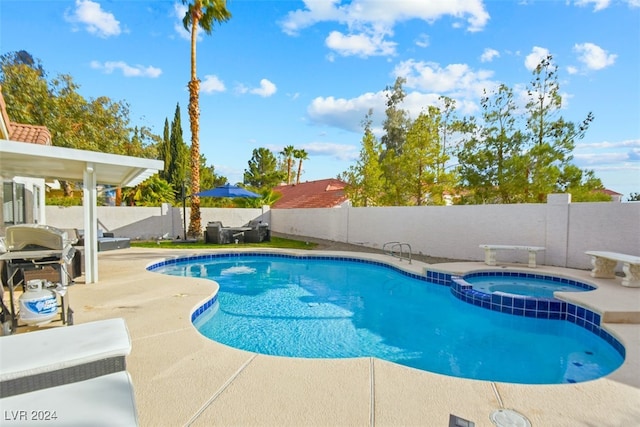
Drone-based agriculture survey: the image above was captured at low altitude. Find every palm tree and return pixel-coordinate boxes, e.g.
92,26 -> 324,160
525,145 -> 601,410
280,145 -> 295,184
182,0 -> 231,237
294,148 -> 309,185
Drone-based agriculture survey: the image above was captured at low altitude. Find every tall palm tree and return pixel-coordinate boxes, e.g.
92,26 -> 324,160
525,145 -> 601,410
182,0 -> 231,237
294,148 -> 309,185
280,145 -> 295,184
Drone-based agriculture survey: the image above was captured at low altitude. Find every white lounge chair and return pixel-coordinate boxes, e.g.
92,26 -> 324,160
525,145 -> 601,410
0,318 -> 138,425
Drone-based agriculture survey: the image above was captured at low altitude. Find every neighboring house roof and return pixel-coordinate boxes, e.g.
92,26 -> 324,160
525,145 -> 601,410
0,86 -> 51,145
599,188 -> 623,202
272,178 -> 349,209
600,188 -> 622,196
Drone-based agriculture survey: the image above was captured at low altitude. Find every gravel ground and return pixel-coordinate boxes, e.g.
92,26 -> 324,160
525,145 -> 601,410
273,232 -> 463,264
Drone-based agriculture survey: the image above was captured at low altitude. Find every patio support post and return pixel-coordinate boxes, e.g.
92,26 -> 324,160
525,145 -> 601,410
83,163 -> 99,283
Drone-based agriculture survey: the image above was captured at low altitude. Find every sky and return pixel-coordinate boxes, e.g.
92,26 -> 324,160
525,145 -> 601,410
1,0 -> 639,199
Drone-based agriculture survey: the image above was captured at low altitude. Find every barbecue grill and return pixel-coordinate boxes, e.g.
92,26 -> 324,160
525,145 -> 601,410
1,224 -> 78,335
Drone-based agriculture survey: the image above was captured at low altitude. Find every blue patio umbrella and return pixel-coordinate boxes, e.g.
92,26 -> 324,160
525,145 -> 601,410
195,183 -> 260,199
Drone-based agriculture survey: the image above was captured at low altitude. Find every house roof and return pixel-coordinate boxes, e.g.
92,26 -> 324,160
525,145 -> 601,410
0,89 -> 51,144
601,188 -> 623,196
272,178 -> 349,209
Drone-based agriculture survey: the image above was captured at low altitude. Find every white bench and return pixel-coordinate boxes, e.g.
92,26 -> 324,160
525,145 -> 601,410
585,251 -> 640,288
479,244 -> 546,268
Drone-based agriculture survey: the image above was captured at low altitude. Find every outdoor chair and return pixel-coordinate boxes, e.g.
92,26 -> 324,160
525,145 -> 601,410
244,221 -> 270,243
205,221 -> 231,244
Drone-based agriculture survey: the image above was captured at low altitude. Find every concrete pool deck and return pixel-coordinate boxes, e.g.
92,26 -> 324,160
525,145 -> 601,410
14,246 -> 640,426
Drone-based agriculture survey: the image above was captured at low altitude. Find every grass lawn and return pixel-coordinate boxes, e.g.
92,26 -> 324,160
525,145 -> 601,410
130,236 -> 317,250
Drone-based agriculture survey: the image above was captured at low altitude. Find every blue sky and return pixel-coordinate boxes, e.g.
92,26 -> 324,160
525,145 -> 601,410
2,0 -> 639,199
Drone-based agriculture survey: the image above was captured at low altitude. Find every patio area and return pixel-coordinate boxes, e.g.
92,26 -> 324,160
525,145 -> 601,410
4,244 -> 640,426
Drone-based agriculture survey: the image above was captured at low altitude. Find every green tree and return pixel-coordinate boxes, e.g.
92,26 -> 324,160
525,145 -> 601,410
341,111 -> 385,206
524,54 -> 594,202
123,175 -> 175,206
381,76 -> 410,154
233,187 -> 280,208
437,96 -> 459,181
280,145 -> 295,184
293,148 -> 309,185
380,77 -> 411,205
199,154 -> 225,192
244,147 -> 285,189
556,165 -> 609,202
457,84 -> 527,203
166,103 -> 189,199
182,0 -> 232,238
1,59 -> 133,154
399,107 -> 444,205
160,118 -> 171,180
1,51 -> 160,198
199,153 -> 227,207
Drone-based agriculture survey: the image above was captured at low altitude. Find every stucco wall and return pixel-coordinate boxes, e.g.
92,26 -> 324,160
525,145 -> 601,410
43,197 -> 640,271
45,205 -> 268,241
271,196 -> 639,271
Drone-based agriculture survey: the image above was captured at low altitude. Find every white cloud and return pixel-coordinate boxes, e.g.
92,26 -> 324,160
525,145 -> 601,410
393,60 -> 496,101
574,0 -> 640,10
573,139 -> 640,170
575,139 -> 640,150
306,86 -> 481,136
301,142 -> 360,162
325,30 -> 396,57
280,0 -> 489,58
480,48 -> 500,63
90,60 -> 161,78
306,59 -> 497,134
201,75 -> 225,93
307,91 -> 386,133
573,0 -> 611,11
524,46 -> 550,71
250,79 -> 277,97
173,3 -> 195,41
573,42 -> 617,70
281,0 -> 489,35
65,0 -> 121,38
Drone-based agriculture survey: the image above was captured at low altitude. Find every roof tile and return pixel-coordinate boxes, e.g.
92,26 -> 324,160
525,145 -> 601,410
272,178 -> 349,209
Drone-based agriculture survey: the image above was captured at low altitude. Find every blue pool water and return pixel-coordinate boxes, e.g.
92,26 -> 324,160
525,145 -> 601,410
464,275 -> 593,299
151,254 -> 624,384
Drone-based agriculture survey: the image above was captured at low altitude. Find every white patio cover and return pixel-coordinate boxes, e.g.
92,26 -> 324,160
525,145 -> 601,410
0,139 -> 163,283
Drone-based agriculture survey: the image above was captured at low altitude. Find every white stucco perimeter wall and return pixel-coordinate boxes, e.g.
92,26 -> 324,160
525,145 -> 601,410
45,205 -> 267,240
272,203 -> 548,264
270,198 -> 640,270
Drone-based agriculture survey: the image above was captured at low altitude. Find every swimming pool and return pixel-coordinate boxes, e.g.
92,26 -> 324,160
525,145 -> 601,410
150,253 -> 624,384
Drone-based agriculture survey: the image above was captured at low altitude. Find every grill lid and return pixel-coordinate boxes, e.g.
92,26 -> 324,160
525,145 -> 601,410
4,224 -> 69,251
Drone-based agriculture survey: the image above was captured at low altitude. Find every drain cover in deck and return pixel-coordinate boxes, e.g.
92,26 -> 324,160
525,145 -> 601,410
490,409 -> 531,427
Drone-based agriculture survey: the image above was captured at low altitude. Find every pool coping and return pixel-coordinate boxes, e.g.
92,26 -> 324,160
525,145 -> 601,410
65,247 -> 640,426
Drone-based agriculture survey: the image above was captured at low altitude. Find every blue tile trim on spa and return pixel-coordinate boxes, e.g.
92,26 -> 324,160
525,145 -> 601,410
449,274 -> 625,358
462,270 -> 596,291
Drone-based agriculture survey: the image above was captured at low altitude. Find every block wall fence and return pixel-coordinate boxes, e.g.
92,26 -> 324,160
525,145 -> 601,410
45,194 -> 640,271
